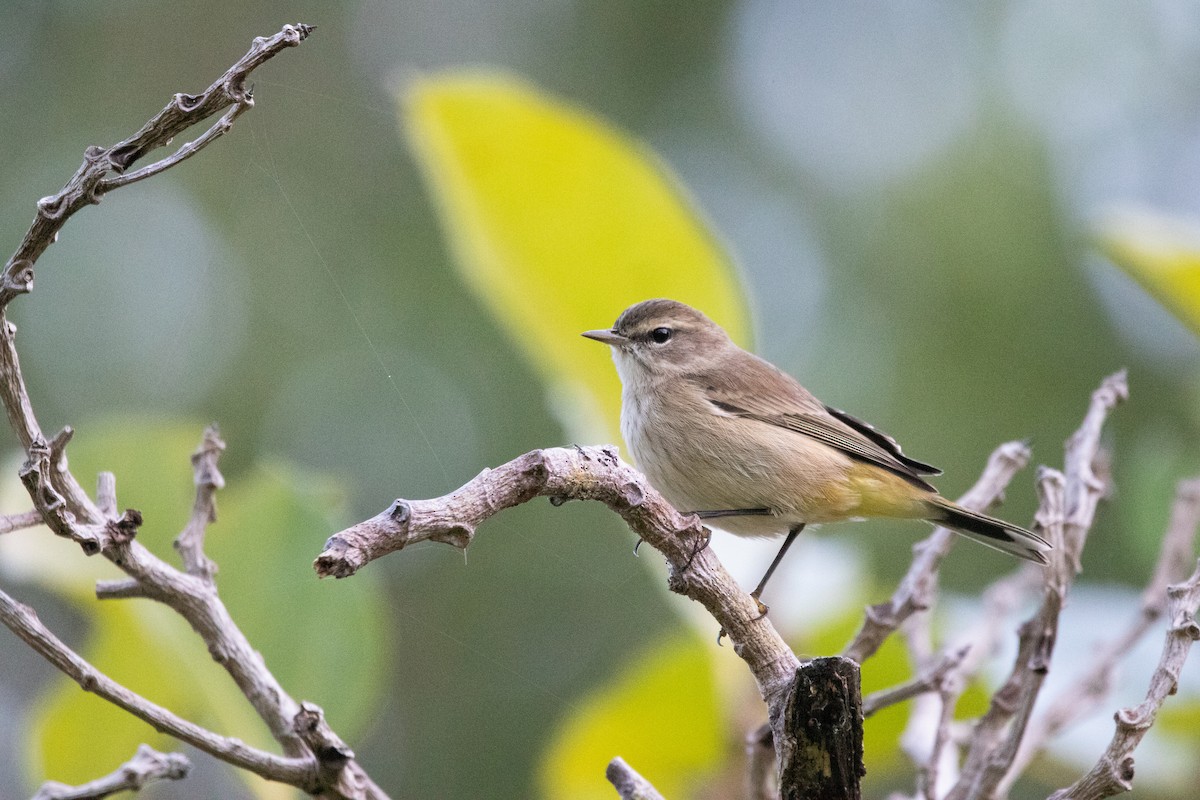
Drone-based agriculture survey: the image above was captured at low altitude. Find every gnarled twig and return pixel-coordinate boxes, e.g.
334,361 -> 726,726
842,439 -> 1033,665
31,744 -> 190,800
1049,559 -> 1200,800
0,23 -> 389,800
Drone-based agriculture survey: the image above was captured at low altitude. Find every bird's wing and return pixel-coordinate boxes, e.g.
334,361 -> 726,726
823,405 -> 942,475
690,355 -> 939,491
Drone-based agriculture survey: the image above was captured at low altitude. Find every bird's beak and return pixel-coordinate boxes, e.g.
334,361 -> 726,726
581,329 -> 628,346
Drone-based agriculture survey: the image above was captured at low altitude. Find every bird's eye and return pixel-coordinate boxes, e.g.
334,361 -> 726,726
650,327 -> 673,344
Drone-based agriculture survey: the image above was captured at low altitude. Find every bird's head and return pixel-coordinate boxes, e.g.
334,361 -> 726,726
582,298 -> 734,382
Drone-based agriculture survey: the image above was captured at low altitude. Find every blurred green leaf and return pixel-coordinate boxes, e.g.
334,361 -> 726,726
30,600 -> 269,789
538,633 -> 724,800
212,461 -> 391,733
403,72 -> 750,441
8,419 -> 388,794
1155,696 -> 1200,738
1099,208 -> 1200,336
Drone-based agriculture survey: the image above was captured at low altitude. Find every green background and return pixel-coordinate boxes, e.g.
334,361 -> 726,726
2,2 -> 1199,799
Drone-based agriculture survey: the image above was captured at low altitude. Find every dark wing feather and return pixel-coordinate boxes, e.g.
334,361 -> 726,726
824,405 -> 942,475
690,353 -> 938,492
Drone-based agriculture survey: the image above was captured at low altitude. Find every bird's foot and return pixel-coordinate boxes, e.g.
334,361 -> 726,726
682,527 -> 711,572
716,593 -> 771,646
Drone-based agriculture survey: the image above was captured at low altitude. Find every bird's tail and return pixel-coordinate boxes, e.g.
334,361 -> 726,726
923,496 -> 1051,564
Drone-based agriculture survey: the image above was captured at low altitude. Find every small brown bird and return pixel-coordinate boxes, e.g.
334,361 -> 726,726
583,299 -> 1048,607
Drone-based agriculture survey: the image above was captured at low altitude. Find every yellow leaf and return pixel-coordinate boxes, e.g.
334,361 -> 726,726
538,634 -> 724,800
1099,208 -> 1200,336
403,72 -> 750,441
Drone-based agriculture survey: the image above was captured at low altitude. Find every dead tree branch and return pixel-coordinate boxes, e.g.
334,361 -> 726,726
0,586 -> 313,785
0,23 -> 390,800
318,444 -> 801,711
31,744 -> 190,800
2,23 -> 314,299
997,476 -> 1200,794
1049,558 -> 1200,800
943,371 -> 1126,800
316,445 -> 866,794
606,757 -> 666,800
863,645 -> 971,718
842,440 -> 1033,665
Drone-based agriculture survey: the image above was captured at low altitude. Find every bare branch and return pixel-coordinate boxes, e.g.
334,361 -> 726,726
317,447 -> 878,795
93,578 -> 146,601
863,644 -> 970,718
317,445 -> 802,705
1062,371 -> 1129,568
0,585 -> 315,787
746,724 -> 776,800
842,439 -> 1032,664
0,21 -> 310,762
945,468 -> 1070,800
918,683 -> 959,800
174,424 -> 225,580
1049,559 -> 1200,800
95,472 -> 117,518
0,24 -> 389,799
0,508 -> 42,535
1,23 -> 314,299
944,371 -> 1126,800
896,609 -> 961,800
31,744 -> 190,800
294,703 -> 389,800
606,757 -> 667,800
997,476 -> 1200,794
99,103 -> 251,192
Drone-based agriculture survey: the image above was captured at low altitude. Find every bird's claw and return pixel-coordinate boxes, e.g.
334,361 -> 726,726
682,528 -> 711,572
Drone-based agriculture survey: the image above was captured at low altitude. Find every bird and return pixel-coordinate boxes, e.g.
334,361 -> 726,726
582,298 -> 1049,610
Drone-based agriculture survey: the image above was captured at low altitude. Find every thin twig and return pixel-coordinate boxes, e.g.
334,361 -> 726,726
0,23 -> 388,799
1062,371 -> 1130,568
996,476 -> 1200,795
1,23 -> 314,300
1048,559 -> 1200,800
946,371 -> 1127,800
945,469 -> 1070,800
174,424 -> 225,580
863,644 -> 971,717
897,608 -> 959,800
99,104 -> 251,192
31,744 -> 190,800
921,683 -> 959,800
606,757 -> 667,800
0,508 -> 42,535
0,585 -> 315,787
842,439 -> 1033,665
95,472 -> 117,519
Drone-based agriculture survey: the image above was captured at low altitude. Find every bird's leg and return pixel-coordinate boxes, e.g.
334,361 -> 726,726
749,524 -> 805,617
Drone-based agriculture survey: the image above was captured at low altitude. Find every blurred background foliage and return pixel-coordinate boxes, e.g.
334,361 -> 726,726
1,2 -> 1199,799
